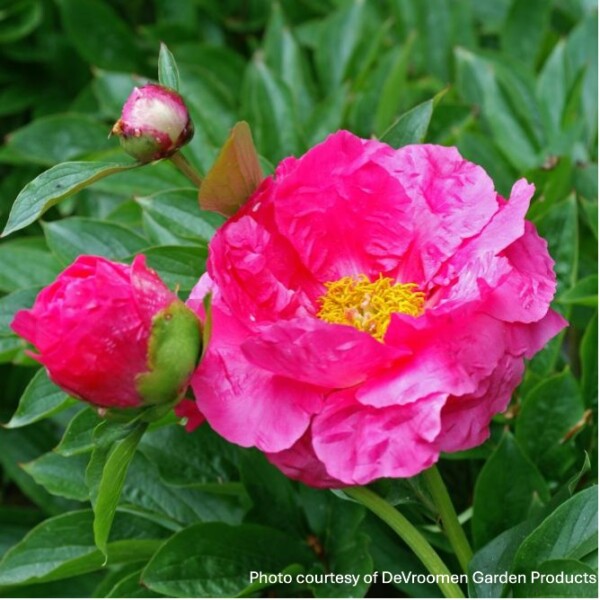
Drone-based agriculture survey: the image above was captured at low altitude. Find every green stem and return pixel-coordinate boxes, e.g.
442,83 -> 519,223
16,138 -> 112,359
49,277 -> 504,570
422,465 -> 473,574
169,151 -> 203,187
345,486 -> 465,598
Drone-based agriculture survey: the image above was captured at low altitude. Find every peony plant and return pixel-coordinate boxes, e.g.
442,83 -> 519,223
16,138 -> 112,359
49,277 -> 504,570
0,29 -> 595,599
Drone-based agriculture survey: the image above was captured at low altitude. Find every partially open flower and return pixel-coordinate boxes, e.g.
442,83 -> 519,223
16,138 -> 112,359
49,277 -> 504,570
112,84 -> 194,163
12,255 -> 201,410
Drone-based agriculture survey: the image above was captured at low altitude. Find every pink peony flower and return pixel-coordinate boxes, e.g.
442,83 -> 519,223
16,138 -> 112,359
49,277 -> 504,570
188,131 -> 567,487
111,84 -> 194,163
12,255 -> 201,409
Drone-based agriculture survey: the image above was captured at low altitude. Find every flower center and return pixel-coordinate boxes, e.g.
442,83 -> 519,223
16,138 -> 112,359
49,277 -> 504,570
316,274 -> 425,341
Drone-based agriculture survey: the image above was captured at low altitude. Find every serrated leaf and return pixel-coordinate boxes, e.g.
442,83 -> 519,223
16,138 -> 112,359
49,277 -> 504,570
142,522 -> 312,597
2,161 -> 138,237
158,43 -> 179,91
198,121 -> 264,216
4,369 -> 75,429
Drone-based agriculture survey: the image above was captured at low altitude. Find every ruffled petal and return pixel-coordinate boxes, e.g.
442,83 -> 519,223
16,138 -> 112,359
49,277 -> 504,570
312,389 -> 445,484
485,222 -> 558,323
436,355 -> 524,453
191,306 -> 323,452
272,131 -> 414,282
266,432 -> 344,488
241,316 -> 410,389
357,310 -> 507,408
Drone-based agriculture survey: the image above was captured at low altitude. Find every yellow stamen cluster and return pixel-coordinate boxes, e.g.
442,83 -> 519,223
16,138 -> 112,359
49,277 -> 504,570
316,274 -> 425,341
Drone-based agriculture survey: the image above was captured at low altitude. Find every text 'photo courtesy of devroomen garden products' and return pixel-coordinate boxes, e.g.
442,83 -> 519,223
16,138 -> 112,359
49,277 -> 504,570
0,1 -> 597,599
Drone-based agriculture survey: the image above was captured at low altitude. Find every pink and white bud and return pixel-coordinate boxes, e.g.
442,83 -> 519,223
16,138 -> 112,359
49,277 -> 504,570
112,84 -> 194,163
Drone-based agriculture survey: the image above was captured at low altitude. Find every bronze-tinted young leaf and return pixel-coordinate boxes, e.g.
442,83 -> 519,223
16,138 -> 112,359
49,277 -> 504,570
198,121 -> 263,217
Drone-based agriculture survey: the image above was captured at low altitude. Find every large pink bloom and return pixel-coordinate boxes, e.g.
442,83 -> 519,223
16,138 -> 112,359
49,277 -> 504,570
12,255 -> 196,409
189,131 -> 567,487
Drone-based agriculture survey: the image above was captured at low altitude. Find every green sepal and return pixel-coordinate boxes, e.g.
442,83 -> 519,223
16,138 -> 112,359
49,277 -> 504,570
136,300 -> 201,407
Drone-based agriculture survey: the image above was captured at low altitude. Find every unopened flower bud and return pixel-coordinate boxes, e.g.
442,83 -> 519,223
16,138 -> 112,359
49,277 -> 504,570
11,255 -> 201,410
112,84 -> 194,163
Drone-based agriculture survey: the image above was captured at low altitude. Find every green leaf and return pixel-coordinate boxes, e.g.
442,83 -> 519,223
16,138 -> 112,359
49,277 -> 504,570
137,190 -> 223,243
0,423 -> 75,516
22,452 -> 89,502
300,487 -> 372,597
581,313 -> 598,407
0,510 -> 164,586
140,245 -> 207,295
2,161 -> 138,237
198,121 -> 264,217
0,507 -> 42,558
157,43 -> 180,91
513,486 -> 598,573
0,239 -> 61,292
516,370 -> 584,476
56,0 -> 141,71
315,0 -> 368,94
4,369 -> 74,429
55,408 -> 102,457
558,275 -> 598,307
455,48 -> 539,171
374,35 -> 416,135
0,0 -> 42,43
513,559 -> 598,597
107,569 -> 165,598
263,2 -> 315,122
472,431 -> 550,548
468,519 -> 536,598
533,195 -> 578,294
139,423 -> 238,488
380,99 -> 434,148
6,114 -> 115,167
89,421 -> 148,555
241,57 -> 301,163
142,522 -> 313,597
240,450 -> 305,537
501,0 -> 551,66
43,218 -> 149,266
122,453 -> 245,528
0,287 -> 40,336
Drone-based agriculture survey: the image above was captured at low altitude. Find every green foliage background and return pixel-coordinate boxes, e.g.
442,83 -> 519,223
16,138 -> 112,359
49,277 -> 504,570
0,0 -> 597,597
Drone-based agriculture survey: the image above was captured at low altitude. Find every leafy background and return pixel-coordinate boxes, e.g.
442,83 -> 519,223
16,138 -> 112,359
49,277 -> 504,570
0,0 -> 597,597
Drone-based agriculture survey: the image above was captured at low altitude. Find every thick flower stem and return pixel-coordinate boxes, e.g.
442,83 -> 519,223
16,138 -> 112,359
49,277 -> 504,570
169,151 -> 203,187
344,486 -> 465,598
422,466 -> 473,574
